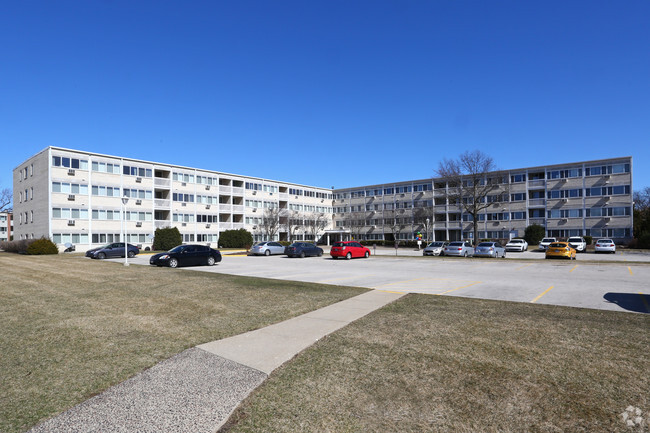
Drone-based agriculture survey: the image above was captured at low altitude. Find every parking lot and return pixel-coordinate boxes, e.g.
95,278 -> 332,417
124,249 -> 650,314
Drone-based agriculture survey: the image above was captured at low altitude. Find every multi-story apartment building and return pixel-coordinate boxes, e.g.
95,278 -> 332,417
12,149 -> 633,251
12,147 -> 333,251
0,211 -> 12,242
331,157 -> 633,244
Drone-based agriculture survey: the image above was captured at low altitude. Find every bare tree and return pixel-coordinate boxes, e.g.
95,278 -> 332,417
437,150 -> 501,245
0,188 -> 11,212
413,205 -> 433,241
260,207 -> 281,241
283,209 -> 302,242
305,212 -> 329,243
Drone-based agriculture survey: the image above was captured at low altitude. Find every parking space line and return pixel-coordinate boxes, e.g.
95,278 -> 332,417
515,263 -> 533,270
531,286 -> 554,303
628,266 -> 633,275
437,281 -> 481,295
569,265 -> 578,273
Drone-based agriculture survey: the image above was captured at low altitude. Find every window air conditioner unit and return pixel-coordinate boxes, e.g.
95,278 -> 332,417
205,185 -> 210,190
252,208 -> 257,212
562,198 -> 568,203
136,200 -> 142,205
206,204 -> 210,209
182,202 -> 186,206
604,175 -> 611,180
136,222 -> 142,227
67,220 -> 75,226
182,222 -> 187,227
206,224 -> 210,228
136,177 -> 142,183
252,226 -> 257,230
68,169 -> 75,175
604,217 -> 611,222
182,182 -> 187,186
68,194 -> 75,201
561,218 -> 568,222
252,191 -> 257,195
604,180 -> 609,184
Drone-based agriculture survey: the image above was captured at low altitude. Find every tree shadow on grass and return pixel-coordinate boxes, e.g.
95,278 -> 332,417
603,292 -> 650,314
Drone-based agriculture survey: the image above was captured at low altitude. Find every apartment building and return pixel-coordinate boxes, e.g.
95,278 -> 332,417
13,147 -> 333,251
331,157 -> 633,244
0,212 -> 12,242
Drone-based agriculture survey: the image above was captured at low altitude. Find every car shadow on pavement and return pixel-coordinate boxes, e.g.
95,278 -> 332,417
603,292 -> 650,314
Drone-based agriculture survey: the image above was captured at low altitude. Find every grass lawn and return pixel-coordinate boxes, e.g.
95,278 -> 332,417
0,252 -> 366,433
224,294 -> 650,432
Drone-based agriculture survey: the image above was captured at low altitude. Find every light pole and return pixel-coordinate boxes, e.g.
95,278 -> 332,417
122,193 -> 130,266
426,218 -> 430,242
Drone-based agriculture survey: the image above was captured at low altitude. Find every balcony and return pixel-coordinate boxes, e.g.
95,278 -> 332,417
528,179 -> 545,188
528,199 -> 546,207
154,220 -> 170,228
154,178 -> 171,188
233,205 -> 244,213
219,186 -> 232,193
529,218 -> 546,226
154,199 -> 170,208
219,204 -> 231,212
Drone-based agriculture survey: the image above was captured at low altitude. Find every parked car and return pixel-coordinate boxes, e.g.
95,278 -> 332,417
443,241 -> 475,257
86,242 -> 139,259
330,241 -> 370,259
505,238 -> 528,252
423,241 -> 449,256
249,241 -> 285,256
594,239 -> 616,254
284,242 -> 323,258
567,236 -> 587,252
545,242 -> 576,260
149,244 -> 222,267
538,237 -> 557,251
474,241 -> 506,258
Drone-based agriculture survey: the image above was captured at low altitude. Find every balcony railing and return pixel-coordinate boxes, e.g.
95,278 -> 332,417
154,178 -> 171,187
528,198 -> 546,207
154,199 -> 170,208
219,186 -> 232,193
154,220 -> 170,228
528,179 -> 546,188
219,204 -> 231,212
232,205 -> 244,213
529,218 -> 546,226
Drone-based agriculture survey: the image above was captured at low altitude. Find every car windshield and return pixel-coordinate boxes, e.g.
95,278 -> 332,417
477,242 -> 493,247
255,242 -> 268,246
598,239 -> 613,243
169,245 -> 185,253
509,240 -> 523,244
448,242 -> 463,247
541,238 -> 554,243
549,243 -> 565,248
568,237 -> 582,242
333,242 -> 346,247
427,242 -> 444,247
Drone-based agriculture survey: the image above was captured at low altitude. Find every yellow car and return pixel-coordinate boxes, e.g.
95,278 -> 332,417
545,242 -> 577,260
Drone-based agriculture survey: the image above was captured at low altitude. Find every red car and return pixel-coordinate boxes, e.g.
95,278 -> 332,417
330,241 -> 371,260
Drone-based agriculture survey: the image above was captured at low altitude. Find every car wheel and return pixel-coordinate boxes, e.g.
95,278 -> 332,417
264,249 -> 271,256
127,251 -> 135,258
318,250 -> 323,257
364,251 -> 369,258
97,252 -> 106,260
502,251 -> 506,258
463,251 -> 468,257
169,258 -> 178,268
346,252 -> 352,260
207,256 -> 216,266
300,252 -> 305,258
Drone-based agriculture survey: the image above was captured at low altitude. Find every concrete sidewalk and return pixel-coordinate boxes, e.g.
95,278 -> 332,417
28,290 -> 404,433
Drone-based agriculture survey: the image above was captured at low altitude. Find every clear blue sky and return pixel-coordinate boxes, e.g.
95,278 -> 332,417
1,0 -> 648,197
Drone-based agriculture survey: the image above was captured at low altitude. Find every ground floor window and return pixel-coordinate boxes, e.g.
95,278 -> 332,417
53,233 -> 89,245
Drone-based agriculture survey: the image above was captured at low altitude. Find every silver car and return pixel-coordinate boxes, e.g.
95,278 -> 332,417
443,241 -> 475,257
594,239 -> 616,254
423,241 -> 449,256
474,241 -> 506,258
249,241 -> 285,256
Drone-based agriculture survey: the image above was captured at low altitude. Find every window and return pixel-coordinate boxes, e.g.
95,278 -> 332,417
125,165 -> 153,177
52,156 -> 88,169
510,211 -> 526,220
510,193 -> 526,202
510,173 -> 526,183
92,161 -> 121,174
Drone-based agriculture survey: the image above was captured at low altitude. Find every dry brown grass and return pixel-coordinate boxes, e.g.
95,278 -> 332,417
0,252 -> 366,433
225,294 -> 650,432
